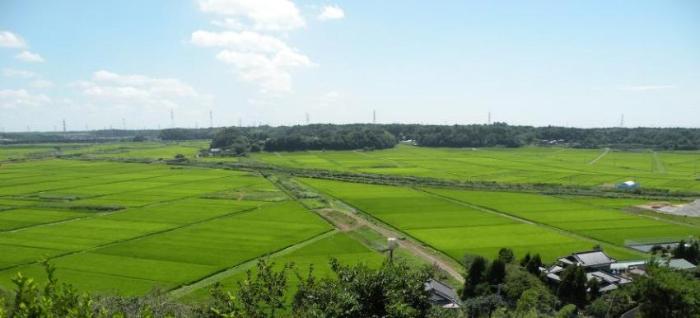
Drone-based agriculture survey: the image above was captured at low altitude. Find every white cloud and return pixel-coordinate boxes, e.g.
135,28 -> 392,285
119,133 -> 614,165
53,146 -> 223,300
0,31 -> 27,48
319,90 -> 341,107
0,89 -> 51,109
192,30 -> 289,52
15,51 -> 45,63
30,79 -> 54,89
198,0 -> 305,31
211,18 -> 245,30
192,30 -> 314,92
73,70 -> 210,111
619,84 -> 675,92
318,5 -> 344,21
2,68 -> 36,79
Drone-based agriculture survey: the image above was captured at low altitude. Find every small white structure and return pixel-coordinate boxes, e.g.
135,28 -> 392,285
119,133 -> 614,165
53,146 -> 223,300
617,180 -> 639,190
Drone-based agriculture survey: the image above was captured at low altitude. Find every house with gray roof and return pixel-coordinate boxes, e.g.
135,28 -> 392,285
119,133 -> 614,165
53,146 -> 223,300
424,279 -> 460,309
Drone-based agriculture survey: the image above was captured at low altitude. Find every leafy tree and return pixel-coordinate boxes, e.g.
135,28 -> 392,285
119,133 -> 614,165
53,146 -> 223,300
486,259 -> 507,287
587,278 -> 601,302
462,256 -> 487,299
520,253 -> 532,267
498,248 -> 515,264
672,240 -> 700,264
6,262 -> 94,318
292,259 -> 434,318
209,259 -> 291,318
557,266 -> 588,308
525,254 -> 542,275
502,266 -> 553,306
635,267 -> 700,318
555,304 -> 578,318
514,287 -> 557,317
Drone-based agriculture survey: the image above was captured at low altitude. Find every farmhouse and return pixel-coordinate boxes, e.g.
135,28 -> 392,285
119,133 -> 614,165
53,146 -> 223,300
424,279 -> 460,308
544,251 -> 632,292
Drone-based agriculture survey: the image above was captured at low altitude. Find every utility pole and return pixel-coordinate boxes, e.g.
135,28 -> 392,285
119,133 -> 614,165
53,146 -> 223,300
620,114 -> 624,127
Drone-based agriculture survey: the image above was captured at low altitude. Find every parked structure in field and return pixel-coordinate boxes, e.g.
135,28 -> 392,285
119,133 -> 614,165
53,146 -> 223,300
544,251 -> 632,293
616,180 -> 639,190
424,279 -> 460,309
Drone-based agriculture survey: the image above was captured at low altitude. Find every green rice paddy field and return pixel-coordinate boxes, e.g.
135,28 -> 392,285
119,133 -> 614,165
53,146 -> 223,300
0,159 -> 381,296
252,144 -> 700,192
301,178 -> 699,262
1,141 -> 699,297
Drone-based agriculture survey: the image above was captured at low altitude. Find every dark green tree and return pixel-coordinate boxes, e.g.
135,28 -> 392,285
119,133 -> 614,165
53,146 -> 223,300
462,256 -> 487,299
498,248 -> 515,264
557,266 -> 588,308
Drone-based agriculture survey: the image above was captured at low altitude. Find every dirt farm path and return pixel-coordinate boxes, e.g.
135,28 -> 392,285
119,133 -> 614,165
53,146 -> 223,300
589,147 -> 610,165
322,200 -> 465,284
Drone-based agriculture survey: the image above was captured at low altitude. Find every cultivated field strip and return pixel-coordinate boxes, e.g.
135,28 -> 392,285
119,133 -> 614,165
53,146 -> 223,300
426,189 -> 700,247
177,231 -> 386,302
249,144 -> 700,192
0,160 -> 335,295
299,178 -> 641,262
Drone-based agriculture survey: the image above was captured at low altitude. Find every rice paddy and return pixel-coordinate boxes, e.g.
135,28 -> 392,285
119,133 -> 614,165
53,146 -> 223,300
1,141 -> 698,296
0,159 -> 337,295
252,144 -> 700,193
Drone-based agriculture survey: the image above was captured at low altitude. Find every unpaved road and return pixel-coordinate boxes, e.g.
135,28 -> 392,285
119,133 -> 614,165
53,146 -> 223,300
589,147 -> 610,165
324,202 -> 465,283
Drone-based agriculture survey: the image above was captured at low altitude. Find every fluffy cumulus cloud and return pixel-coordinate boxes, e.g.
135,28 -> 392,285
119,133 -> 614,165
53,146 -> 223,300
15,50 -> 44,63
2,68 -> 36,79
73,70 -> 210,111
0,31 -> 27,48
318,5 -> 344,21
198,0 -> 305,31
192,30 -> 314,92
194,0 -> 317,93
30,79 -> 55,89
0,89 -> 51,109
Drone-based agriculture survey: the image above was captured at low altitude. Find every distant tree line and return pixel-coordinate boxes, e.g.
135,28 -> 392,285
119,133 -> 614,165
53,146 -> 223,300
381,123 -> 700,150
207,124 -> 700,153
3,123 -> 700,150
209,124 -> 397,154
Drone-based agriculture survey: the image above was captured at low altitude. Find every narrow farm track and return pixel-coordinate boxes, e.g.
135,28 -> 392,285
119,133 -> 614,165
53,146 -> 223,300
273,176 -> 465,283
588,147 -> 610,165
325,203 -> 465,283
168,229 -> 338,299
417,189 -> 647,258
0,206 -> 260,272
652,151 -> 667,174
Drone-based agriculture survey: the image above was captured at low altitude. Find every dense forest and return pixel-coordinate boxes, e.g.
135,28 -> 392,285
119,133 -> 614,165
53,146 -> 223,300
209,124 -> 397,154
2,123 -> 699,151
208,124 -> 700,154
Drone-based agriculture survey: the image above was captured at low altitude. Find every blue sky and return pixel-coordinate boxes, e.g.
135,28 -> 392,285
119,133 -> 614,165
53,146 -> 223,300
1,0 -> 699,132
